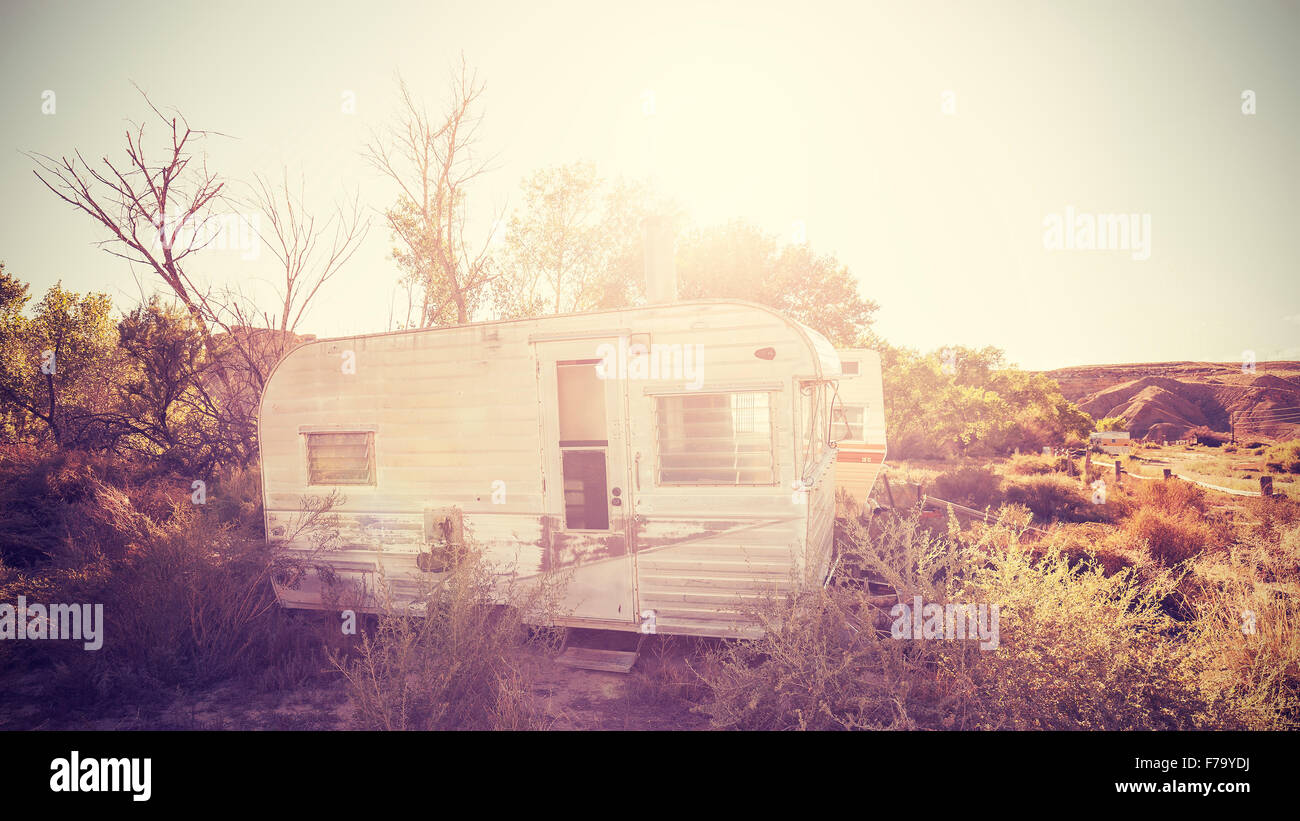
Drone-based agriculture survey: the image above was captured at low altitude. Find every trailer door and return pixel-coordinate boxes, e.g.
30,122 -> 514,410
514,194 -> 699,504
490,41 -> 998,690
535,339 -> 636,623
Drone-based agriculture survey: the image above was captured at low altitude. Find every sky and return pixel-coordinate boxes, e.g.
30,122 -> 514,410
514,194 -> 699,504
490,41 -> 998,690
0,0 -> 1297,370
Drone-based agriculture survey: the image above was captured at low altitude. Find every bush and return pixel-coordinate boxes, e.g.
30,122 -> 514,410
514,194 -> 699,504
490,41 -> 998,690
1264,440 -> 1300,474
1125,507 -> 1219,565
1186,537 -> 1300,729
1188,426 -> 1229,447
1003,475 -> 1100,523
0,455 -> 346,726
0,448 -> 190,567
330,541 -> 564,730
695,512 -> 1207,730
1126,478 -> 1208,516
1005,453 -> 1062,476
932,465 -> 1002,508
1035,523 -> 1141,576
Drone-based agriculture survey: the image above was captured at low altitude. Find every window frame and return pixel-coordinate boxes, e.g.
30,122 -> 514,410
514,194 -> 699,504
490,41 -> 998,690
302,429 -> 377,487
653,390 -> 779,487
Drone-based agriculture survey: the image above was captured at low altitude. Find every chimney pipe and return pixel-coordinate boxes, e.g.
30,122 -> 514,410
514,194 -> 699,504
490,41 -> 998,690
643,215 -> 676,303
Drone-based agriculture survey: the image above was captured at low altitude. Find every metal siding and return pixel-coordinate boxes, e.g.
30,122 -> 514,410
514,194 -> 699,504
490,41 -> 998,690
259,301 -> 836,637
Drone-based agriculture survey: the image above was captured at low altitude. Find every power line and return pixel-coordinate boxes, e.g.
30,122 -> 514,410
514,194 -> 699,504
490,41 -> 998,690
1233,404 -> 1300,417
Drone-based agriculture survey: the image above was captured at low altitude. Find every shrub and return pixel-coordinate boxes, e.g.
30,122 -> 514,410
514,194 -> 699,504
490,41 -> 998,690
1125,507 -> 1219,565
695,512 -> 1207,730
1126,477 -> 1208,516
330,541 -> 565,730
1036,523 -> 1141,576
1264,440 -> 1300,474
1005,453 -> 1062,476
1003,475 -> 1099,523
1186,537 -> 1300,729
0,457 -> 345,726
1188,426 -> 1228,447
932,465 -> 1002,508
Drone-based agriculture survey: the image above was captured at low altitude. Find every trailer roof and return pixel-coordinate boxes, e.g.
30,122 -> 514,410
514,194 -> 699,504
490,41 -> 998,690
269,298 -> 844,380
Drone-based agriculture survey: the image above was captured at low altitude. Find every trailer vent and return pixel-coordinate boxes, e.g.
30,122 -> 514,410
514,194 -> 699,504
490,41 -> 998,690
305,431 -> 376,485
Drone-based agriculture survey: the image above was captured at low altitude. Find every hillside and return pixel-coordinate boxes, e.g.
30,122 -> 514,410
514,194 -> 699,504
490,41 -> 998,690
1042,361 -> 1300,442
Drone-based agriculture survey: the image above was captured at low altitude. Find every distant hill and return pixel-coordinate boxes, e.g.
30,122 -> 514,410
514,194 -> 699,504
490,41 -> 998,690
1041,362 -> 1300,442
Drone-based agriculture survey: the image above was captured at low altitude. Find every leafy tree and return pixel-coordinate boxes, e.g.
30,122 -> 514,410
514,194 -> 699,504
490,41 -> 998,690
0,269 -> 122,448
490,163 -> 650,318
115,297 -> 216,465
880,343 -> 1093,458
676,220 -> 878,346
1096,416 -> 1128,432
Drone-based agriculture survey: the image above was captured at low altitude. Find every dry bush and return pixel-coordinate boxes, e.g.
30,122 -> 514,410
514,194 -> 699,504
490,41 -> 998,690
330,542 -> 565,730
932,464 -> 1003,508
1185,534 -> 1300,730
0,458 -> 342,723
960,528 -> 1205,729
1004,453 -> 1063,476
1034,523 -> 1142,576
1244,494 -> 1300,545
1264,440 -> 1300,474
698,513 -> 976,730
1125,478 -> 1208,516
696,510 -> 1211,730
1124,507 -> 1221,566
1003,474 -> 1101,523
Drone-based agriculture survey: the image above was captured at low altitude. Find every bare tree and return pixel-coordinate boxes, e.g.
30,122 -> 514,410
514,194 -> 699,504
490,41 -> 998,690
29,84 -> 228,338
365,57 -> 502,326
246,169 -> 371,333
28,87 -> 368,467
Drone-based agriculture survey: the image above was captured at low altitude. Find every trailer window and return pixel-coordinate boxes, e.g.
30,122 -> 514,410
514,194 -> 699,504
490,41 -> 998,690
832,404 -> 865,442
305,431 -> 375,485
656,392 -> 775,485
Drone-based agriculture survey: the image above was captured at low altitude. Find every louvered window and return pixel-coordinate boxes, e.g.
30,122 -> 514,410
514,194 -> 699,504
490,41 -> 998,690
305,431 -> 375,485
656,392 -> 775,485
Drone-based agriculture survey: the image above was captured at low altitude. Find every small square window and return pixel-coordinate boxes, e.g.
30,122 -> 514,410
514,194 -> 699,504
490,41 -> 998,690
305,431 -> 375,485
841,361 -> 860,375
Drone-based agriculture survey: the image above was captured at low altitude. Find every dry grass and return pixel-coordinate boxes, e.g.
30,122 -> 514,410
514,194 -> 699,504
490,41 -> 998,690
329,541 -> 566,731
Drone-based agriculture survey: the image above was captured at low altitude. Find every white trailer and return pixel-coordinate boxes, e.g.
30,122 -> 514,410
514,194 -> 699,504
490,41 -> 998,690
258,299 -> 847,638
830,348 -> 888,503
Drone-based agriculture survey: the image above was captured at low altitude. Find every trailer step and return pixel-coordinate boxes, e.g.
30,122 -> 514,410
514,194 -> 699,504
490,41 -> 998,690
555,646 -> 640,674
555,628 -> 641,673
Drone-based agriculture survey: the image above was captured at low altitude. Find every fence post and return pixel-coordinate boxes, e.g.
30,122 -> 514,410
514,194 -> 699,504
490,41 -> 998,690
1260,476 -> 1274,497
1114,460 -> 1122,486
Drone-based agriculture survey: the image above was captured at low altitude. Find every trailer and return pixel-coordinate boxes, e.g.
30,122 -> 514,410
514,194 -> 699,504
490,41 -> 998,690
258,299 -> 864,639
830,348 -> 888,503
